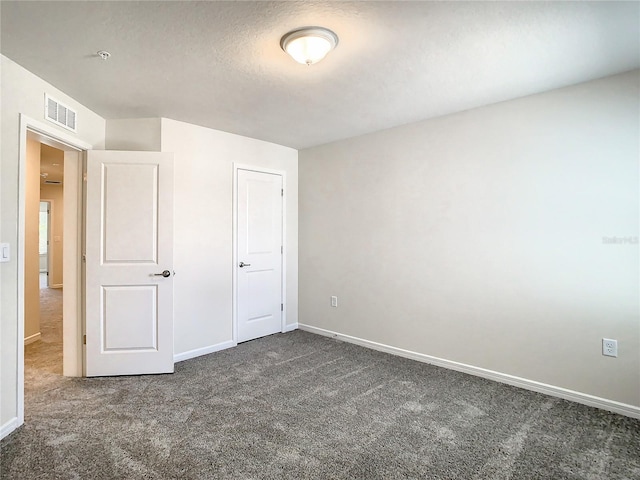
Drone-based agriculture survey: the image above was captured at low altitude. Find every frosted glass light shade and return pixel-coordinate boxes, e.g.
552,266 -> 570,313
281,27 -> 338,65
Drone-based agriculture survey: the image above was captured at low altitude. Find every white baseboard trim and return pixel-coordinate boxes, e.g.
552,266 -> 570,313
174,340 -> 236,363
298,323 -> 640,419
24,332 -> 41,345
283,323 -> 298,333
1,417 -> 19,440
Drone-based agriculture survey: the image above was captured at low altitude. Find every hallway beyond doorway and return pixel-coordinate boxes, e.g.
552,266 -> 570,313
26,287 -> 62,378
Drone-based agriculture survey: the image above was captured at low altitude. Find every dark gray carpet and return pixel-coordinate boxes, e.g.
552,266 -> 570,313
2,290 -> 639,478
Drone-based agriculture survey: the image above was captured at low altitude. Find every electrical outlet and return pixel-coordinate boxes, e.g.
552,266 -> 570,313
602,338 -> 618,357
331,296 -> 338,307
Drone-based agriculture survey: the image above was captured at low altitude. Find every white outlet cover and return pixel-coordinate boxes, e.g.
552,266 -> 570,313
602,338 -> 618,357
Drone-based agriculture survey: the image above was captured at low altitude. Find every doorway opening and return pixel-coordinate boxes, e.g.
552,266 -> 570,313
39,201 -> 51,289
16,114 -> 90,429
24,138 -> 65,382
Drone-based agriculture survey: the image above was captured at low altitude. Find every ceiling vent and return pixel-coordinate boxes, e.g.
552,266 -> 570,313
45,94 -> 77,132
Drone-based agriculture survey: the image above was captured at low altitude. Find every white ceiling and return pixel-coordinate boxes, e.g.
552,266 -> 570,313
1,1 -> 638,149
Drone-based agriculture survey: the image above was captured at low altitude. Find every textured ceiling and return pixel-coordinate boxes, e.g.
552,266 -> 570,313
1,1 -> 638,149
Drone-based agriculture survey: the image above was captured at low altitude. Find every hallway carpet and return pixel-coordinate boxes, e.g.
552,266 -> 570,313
1,294 -> 639,478
24,287 -> 63,383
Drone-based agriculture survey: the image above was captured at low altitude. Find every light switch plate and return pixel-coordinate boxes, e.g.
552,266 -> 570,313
0,243 -> 10,263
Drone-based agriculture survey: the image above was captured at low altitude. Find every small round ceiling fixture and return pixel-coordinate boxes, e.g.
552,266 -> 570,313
280,27 -> 338,65
97,50 -> 111,60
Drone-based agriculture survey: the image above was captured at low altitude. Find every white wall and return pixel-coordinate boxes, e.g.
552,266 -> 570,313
105,118 -> 161,151
160,118 -> 298,357
299,71 -> 640,410
0,55 -> 105,435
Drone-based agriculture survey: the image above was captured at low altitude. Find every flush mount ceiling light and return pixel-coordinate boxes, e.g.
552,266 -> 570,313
280,27 -> 338,65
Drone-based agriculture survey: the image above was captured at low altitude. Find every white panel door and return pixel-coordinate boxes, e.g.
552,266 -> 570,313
85,151 -> 174,376
237,169 -> 283,343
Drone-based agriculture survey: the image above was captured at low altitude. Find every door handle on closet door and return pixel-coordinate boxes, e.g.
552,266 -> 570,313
239,262 -> 251,268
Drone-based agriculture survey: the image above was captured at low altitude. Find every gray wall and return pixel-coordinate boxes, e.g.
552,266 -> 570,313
299,71 -> 639,407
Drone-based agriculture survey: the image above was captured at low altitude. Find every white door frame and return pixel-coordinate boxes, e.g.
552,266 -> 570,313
232,163 -> 287,344
17,113 -> 91,425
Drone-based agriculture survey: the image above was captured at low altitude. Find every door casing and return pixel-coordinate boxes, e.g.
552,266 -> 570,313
232,164 -> 287,344
17,114 -> 90,426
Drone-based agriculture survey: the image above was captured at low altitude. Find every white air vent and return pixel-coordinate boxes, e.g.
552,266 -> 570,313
44,94 -> 77,132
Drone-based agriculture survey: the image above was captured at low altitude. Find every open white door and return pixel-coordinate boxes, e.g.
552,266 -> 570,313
236,168 -> 283,343
85,151 -> 174,376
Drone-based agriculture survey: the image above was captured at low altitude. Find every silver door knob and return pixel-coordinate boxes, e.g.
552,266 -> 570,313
239,262 -> 251,268
153,270 -> 171,277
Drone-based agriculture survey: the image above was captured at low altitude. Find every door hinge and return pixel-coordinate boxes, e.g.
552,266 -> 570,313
281,246 -> 283,254
281,303 -> 283,311
82,253 -> 86,262
83,335 -> 86,345
281,188 -> 284,196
